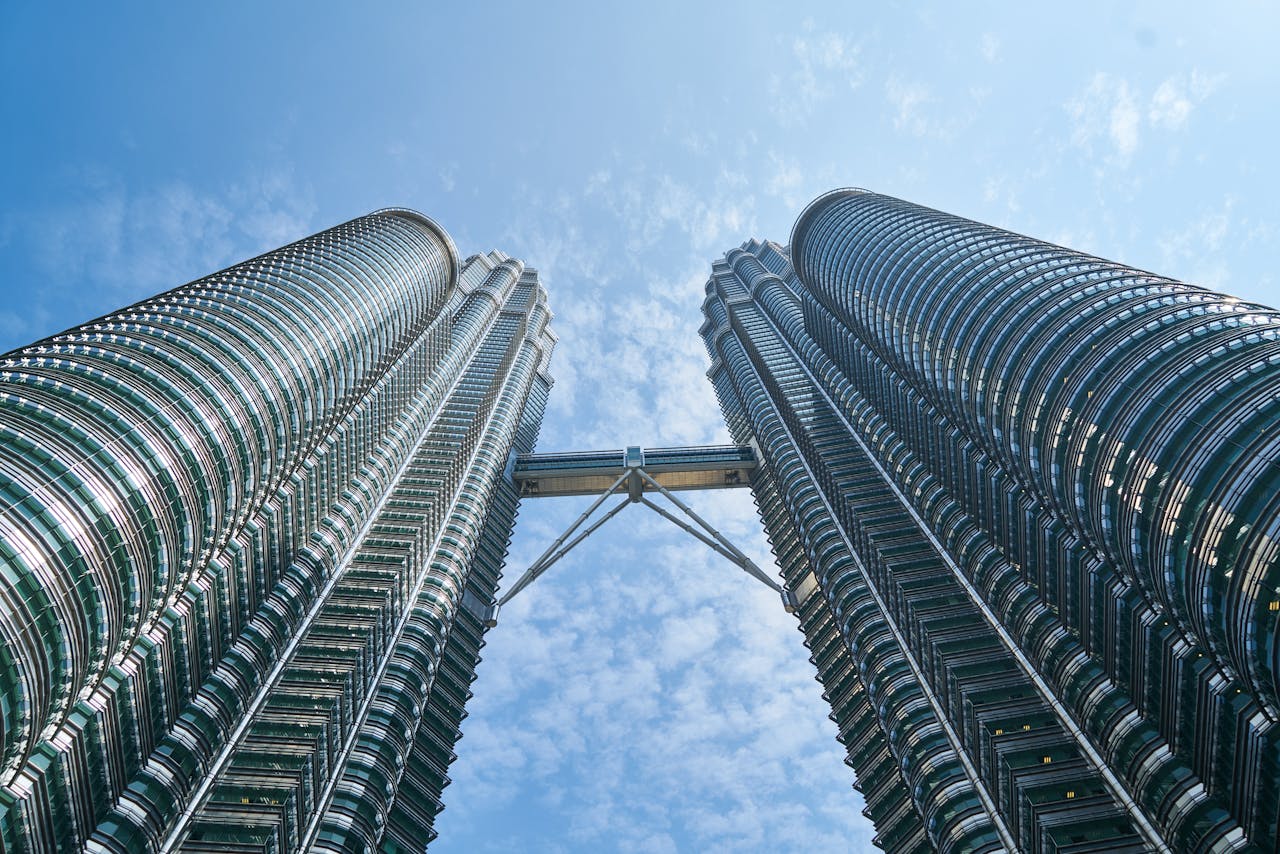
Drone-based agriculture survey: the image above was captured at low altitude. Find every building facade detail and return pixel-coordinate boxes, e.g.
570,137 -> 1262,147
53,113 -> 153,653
0,212 -> 555,852
702,189 -> 1280,852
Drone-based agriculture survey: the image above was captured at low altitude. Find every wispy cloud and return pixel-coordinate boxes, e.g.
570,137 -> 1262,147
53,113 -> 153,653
681,131 -> 718,155
980,32 -> 1000,63
1152,193 -> 1276,296
440,490 -> 874,852
502,168 -> 758,451
1158,196 -> 1237,289
1066,73 -> 1141,161
885,77 -> 934,137
3,167 -> 315,349
983,175 -> 1022,214
766,152 -> 806,211
769,20 -> 863,128
439,161 -> 459,192
883,76 -> 981,141
1149,69 -> 1223,130
444,162 -> 874,849
583,170 -> 756,256
1066,69 -> 1223,165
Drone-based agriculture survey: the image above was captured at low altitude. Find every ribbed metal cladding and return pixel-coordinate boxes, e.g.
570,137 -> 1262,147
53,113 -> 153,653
705,189 -> 1280,852
0,211 -> 555,853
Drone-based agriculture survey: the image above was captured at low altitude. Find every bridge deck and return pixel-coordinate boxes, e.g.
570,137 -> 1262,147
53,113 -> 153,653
512,444 -> 756,498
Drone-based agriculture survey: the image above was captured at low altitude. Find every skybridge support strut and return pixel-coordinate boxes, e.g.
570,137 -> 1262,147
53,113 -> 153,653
488,444 -> 797,626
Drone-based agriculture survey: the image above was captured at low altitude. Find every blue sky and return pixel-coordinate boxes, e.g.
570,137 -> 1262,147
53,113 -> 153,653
2,3 -> 1278,851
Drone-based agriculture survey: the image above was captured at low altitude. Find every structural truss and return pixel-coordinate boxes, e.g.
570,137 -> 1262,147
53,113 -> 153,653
493,444 -> 796,622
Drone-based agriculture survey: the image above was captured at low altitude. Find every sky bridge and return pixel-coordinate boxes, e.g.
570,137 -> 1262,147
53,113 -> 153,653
512,443 -> 756,498
494,444 -> 794,623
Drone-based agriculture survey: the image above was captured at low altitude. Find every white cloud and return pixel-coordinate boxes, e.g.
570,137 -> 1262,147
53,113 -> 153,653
439,162 -> 458,192
437,488 -> 875,852
1067,69 -> 1223,166
1066,72 -> 1141,161
502,169 -> 758,452
7,168 -> 315,339
1111,91 -> 1141,157
1149,79 -> 1193,129
886,78 -> 933,137
980,32 -> 1000,62
583,170 -> 753,255
681,131 -> 717,155
586,168 -> 611,193
983,176 -> 1021,214
883,77 -> 976,140
1158,196 -> 1236,288
657,606 -> 721,663
769,22 -> 863,127
767,152 -> 805,210
230,169 -> 316,250
435,151 -> 873,853
1149,69 -> 1223,130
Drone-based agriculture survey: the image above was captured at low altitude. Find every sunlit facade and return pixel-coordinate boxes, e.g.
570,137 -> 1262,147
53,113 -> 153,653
0,211 -> 554,852
702,189 -> 1280,852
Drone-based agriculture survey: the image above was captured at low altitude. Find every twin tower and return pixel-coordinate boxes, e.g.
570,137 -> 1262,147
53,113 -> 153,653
2,190 -> 1279,852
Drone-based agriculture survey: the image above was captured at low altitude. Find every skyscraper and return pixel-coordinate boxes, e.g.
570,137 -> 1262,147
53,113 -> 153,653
0,210 -> 555,852
6,187 -> 1279,854
701,189 -> 1280,852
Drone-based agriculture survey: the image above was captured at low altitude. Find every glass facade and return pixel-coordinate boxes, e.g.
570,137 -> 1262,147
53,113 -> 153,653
0,212 -> 555,852
5,185 -> 1279,853
702,189 -> 1280,852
